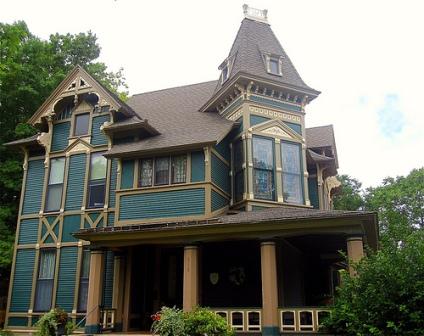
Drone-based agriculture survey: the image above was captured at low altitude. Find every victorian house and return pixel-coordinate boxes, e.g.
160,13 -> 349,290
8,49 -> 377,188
5,6 -> 378,336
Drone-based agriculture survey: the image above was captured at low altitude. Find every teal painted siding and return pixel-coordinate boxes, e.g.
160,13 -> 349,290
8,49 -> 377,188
211,154 -> 230,194
56,247 -> 78,312
250,114 -> 270,126
62,215 -> 81,242
10,249 -> 36,312
51,122 -> 70,152
109,159 -> 118,207
22,159 -> 44,215
211,190 -> 228,212
119,188 -> 205,220
215,137 -> 231,160
308,177 -> 319,209
191,151 -> 205,182
284,121 -> 302,134
121,160 -> 134,189
7,317 -> 28,327
252,205 -> 267,211
91,115 -> 109,146
18,218 -> 39,245
107,212 -> 114,227
102,251 -> 114,308
65,154 -> 87,211
249,95 -> 303,112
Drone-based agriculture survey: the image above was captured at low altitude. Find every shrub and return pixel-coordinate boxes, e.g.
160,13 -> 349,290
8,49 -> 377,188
184,307 -> 234,336
151,306 -> 186,336
36,308 -> 73,336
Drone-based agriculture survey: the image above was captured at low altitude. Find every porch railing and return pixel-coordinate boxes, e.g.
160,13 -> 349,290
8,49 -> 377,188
279,308 -> 330,333
100,308 -> 116,331
211,308 -> 262,332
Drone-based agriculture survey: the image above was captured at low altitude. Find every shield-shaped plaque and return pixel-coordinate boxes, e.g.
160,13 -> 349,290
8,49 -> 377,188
209,272 -> 219,285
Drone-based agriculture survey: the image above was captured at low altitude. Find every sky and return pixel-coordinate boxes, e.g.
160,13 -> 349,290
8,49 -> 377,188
1,0 -> 424,188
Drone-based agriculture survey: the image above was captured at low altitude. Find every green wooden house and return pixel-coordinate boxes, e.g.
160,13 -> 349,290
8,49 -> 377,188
5,5 -> 378,335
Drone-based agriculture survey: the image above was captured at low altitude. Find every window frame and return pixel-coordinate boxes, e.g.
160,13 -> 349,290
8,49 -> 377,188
87,152 -> 107,209
45,157 -> 66,213
138,154 -> 188,188
34,249 -> 56,312
252,136 -> 275,201
281,140 -> 304,204
73,112 -> 90,137
77,249 -> 90,312
266,55 -> 283,76
233,139 -> 245,202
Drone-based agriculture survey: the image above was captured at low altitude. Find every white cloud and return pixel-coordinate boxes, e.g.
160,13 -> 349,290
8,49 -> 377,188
1,0 -> 423,187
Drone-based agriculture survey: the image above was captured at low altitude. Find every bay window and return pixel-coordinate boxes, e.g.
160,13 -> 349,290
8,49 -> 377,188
139,154 -> 187,187
34,249 -> 56,312
233,140 -> 244,202
45,157 -> 65,212
281,141 -> 304,204
87,152 -> 107,208
252,136 -> 275,200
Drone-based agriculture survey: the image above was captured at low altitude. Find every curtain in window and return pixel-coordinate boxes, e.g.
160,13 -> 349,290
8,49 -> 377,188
140,159 -> 153,187
35,250 -> 56,311
78,250 -> 90,312
253,137 -> 274,200
88,153 -> 107,208
90,153 -> 107,180
45,158 -> 65,212
155,157 -> 169,185
281,142 -> 303,204
172,155 -> 187,184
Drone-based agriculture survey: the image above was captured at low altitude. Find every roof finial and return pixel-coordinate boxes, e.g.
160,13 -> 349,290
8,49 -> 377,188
243,4 -> 268,23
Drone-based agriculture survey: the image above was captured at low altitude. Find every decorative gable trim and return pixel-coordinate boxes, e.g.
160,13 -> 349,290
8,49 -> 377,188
251,119 -> 304,142
65,137 -> 93,156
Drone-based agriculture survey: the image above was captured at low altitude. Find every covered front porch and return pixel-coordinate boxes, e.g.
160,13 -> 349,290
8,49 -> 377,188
75,209 -> 377,335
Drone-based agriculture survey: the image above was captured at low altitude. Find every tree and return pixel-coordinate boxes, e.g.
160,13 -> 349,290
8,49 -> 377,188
333,175 -> 364,211
0,21 -> 127,276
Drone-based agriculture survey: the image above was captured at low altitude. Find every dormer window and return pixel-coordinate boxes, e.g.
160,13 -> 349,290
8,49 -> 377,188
265,55 -> 283,76
219,56 -> 234,84
222,65 -> 229,83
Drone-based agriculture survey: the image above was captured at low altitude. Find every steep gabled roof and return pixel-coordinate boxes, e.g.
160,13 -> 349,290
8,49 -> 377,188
215,18 -> 316,93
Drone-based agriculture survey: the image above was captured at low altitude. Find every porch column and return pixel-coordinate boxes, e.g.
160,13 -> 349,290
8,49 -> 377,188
183,245 -> 199,311
260,241 -> 279,336
112,253 -> 126,331
85,249 -> 105,334
347,236 -> 364,276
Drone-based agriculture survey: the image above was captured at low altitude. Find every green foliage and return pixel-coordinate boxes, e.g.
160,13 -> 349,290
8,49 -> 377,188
151,306 -> 234,336
0,330 -> 13,336
323,230 -> 424,335
333,174 -> 364,211
151,307 -> 186,336
185,307 -> 234,336
36,308 -> 71,336
0,20 -> 128,275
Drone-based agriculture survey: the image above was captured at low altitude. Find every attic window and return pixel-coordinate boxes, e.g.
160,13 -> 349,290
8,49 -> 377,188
222,64 -> 229,83
266,55 -> 283,76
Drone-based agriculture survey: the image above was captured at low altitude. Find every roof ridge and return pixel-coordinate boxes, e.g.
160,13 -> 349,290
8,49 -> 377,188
306,124 -> 334,130
131,80 -> 218,97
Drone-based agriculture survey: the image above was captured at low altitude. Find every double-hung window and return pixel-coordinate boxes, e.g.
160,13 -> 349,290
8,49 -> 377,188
139,155 -> 187,187
281,142 -> 304,204
77,249 -> 90,312
34,249 -> 56,312
233,140 -> 244,202
87,153 -> 107,208
252,136 -> 275,200
45,157 -> 65,212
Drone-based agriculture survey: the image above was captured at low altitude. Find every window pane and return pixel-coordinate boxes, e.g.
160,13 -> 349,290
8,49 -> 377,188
155,157 -> 169,185
49,158 -> 65,184
234,140 -> 243,172
140,159 -> 153,187
45,184 -> 63,212
222,66 -> 228,81
253,137 -> 273,170
78,279 -> 89,312
38,250 -> 56,279
74,113 -> 89,136
282,142 -> 301,174
270,58 -> 279,74
81,250 -> 90,279
88,180 -> 106,208
254,169 -> 274,200
283,174 -> 303,204
171,155 -> 187,184
90,153 -> 107,180
34,279 -> 53,311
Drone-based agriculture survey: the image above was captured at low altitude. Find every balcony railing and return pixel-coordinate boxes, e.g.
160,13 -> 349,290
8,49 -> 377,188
211,308 -> 262,332
279,308 -> 330,333
100,308 -> 116,331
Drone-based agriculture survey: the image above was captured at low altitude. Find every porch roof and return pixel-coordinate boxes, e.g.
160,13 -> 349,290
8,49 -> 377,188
74,207 -> 378,249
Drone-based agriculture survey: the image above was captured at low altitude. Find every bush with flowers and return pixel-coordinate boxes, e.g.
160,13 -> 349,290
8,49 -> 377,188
151,306 -> 234,336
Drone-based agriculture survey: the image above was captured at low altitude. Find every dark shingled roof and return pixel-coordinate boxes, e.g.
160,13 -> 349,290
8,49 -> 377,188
3,134 -> 39,147
105,81 -> 235,157
215,18 -> 316,93
305,125 -> 338,167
